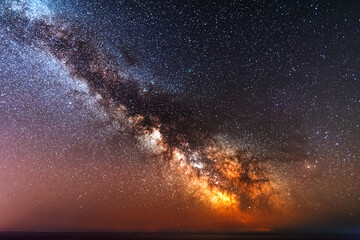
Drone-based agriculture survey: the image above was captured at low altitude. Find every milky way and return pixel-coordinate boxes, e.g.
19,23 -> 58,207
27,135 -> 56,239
0,0 -> 359,233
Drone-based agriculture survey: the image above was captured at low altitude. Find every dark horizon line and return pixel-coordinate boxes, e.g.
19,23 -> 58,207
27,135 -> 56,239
0,230 -> 358,236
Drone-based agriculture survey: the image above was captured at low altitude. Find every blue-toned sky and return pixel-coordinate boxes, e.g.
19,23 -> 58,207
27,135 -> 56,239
0,0 -> 359,233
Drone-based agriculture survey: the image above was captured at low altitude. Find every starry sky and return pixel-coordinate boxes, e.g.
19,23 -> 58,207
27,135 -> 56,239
0,0 -> 359,233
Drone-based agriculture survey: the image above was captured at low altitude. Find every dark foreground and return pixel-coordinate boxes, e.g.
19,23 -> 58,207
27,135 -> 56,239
0,232 -> 359,240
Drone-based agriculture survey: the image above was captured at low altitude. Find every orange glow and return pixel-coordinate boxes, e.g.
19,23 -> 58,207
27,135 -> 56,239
102,105 -> 297,230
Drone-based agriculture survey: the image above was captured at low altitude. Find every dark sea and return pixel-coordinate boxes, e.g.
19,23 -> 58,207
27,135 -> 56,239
0,232 -> 358,240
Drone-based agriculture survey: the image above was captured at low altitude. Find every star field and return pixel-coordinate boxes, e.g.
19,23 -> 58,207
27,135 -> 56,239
0,0 -> 359,233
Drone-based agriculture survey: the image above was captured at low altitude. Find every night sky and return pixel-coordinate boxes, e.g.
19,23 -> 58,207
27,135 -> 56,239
0,0 -> 359,233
